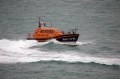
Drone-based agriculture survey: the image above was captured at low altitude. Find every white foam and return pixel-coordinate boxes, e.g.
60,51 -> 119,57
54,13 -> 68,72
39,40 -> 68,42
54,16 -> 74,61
38,52 -> 120,65
0,39 -> 45,63
0,39 -> 120,65
76,41 -> 94,45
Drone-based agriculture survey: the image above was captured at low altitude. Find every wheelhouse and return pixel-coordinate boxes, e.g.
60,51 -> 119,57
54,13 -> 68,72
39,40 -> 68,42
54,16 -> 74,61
33,27 -> 63,38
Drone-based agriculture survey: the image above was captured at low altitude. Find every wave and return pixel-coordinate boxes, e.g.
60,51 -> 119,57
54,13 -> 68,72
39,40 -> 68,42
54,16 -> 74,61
0,39 -> 120,66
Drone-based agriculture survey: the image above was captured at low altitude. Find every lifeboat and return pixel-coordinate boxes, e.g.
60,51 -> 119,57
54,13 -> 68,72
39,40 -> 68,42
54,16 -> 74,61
27,16 -> 79,45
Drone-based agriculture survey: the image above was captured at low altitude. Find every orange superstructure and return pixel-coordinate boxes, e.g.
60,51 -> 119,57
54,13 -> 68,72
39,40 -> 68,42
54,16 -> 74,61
33,27 -> 63,39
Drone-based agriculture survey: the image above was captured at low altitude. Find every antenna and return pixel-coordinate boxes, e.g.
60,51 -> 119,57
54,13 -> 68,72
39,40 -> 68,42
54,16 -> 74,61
51,21 -> 52,27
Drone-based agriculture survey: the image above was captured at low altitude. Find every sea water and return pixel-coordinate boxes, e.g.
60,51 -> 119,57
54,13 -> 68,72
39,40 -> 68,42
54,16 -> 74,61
0,0 -> 120,79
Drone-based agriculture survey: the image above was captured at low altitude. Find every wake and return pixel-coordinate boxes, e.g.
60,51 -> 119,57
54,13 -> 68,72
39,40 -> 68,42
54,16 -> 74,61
0,39 -> 120,66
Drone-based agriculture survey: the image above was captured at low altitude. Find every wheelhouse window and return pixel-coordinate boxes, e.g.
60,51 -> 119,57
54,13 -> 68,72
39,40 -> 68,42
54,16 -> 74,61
40,30 -> 54,33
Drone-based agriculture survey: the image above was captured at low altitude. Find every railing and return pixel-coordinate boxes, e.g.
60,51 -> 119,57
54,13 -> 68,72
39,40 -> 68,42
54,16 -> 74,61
67,28 -> 78,34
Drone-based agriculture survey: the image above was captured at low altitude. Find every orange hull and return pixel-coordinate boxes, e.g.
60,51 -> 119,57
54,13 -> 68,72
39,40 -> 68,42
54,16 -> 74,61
27,33 -> 79,43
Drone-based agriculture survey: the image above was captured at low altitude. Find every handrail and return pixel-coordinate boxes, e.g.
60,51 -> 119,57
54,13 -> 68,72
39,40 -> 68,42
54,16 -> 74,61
68,28 -> 78,34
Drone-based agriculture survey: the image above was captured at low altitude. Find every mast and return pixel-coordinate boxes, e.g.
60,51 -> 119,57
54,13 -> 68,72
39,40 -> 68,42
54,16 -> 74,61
39,16 -> 41,27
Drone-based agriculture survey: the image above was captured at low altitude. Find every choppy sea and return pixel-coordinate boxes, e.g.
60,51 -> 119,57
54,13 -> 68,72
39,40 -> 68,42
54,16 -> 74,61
0,0 -> 120,79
